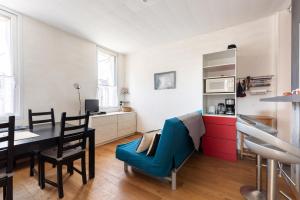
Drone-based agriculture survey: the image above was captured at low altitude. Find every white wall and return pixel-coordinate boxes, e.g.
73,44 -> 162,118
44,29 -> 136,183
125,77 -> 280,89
276,10 -> 292,141
18,16 -> 125,124
126,14 -> 288,132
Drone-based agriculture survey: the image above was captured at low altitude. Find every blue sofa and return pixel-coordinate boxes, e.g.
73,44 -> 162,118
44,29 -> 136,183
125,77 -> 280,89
115,117 -> 195,190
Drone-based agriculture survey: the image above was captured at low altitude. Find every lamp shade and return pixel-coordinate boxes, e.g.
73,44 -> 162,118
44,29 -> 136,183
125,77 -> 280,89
73,83 -> 80,89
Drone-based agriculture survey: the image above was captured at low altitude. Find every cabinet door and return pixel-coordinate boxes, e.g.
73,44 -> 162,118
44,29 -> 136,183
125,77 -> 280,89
118,112 -> 137,137
91,115 -> 118,145
203,116 -> 236,125
202,136 -> 237,161
205,124 -> 236,140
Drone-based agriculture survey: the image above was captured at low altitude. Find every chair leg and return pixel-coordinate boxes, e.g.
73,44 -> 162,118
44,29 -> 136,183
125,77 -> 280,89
6,177 -> 13,200
124,162 -> 128,172
37,153 -> 41,186
81,155 -> 87,185
40,158 -> 45,189
30,153 -> 35,177
57,163 -> 64,198
67,161 -> 74,175
171,170 -> 176,190
3,186 -> 6,200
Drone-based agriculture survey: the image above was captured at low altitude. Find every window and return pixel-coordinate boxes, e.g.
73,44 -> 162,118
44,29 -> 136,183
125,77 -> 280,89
97,48 -> 118,108
0,9 -> 20,119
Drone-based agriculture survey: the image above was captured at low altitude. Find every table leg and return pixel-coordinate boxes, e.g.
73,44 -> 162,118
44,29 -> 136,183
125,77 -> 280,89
88,130 -> 95,179
267,159 -> 277,200
256,155 -> 262,191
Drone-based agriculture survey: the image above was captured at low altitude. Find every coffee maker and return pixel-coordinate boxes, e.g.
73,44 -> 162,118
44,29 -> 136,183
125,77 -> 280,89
225,99 -> 235,115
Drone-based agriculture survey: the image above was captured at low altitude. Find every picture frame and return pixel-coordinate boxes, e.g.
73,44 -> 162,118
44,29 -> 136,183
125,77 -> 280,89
154,71 -> 176,90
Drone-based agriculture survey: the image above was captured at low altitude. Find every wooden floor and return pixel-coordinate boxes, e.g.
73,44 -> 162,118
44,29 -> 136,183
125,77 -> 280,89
5,134 -> 294,200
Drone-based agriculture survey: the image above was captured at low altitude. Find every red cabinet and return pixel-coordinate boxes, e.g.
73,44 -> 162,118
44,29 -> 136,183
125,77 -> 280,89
202,116 -> 237,161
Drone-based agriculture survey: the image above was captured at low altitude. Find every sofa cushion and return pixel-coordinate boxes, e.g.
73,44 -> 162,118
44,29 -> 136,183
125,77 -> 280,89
116,139 -> 155,170
136,131 -> 158,153
146,133 -> 161,156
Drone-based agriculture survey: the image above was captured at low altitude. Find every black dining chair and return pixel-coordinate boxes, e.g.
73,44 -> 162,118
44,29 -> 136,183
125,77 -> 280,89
39,112 -> 90,198
0,116 -> 15,200
28,108 -> 55,177
28,108 -> 55,130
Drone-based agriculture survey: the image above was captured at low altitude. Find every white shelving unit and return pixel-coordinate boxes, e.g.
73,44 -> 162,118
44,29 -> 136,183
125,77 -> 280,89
202,49 -> 237,117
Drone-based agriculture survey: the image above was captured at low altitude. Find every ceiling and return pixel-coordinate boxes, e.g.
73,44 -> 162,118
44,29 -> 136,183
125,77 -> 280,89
0,0 -> 291,53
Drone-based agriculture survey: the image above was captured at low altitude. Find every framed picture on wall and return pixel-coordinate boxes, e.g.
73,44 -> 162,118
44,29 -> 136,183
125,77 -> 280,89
154,71 -> 176,90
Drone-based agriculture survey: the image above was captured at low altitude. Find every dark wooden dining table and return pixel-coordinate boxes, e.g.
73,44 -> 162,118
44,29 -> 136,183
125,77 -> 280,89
2,122 -> 95,179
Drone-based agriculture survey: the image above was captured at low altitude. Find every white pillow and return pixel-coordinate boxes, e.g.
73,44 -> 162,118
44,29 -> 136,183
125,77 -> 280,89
136,130 -> 160,153
146,133 -> 161,156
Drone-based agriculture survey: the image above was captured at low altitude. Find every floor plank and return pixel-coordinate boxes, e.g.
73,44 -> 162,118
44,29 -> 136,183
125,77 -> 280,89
3,134 -> 294,199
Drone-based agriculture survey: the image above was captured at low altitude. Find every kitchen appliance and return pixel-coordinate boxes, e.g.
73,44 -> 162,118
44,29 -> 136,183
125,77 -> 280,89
208,106 -> 216,114
217,103 -> 226,114
225,98 -> 235,115
205,77 -> 235,93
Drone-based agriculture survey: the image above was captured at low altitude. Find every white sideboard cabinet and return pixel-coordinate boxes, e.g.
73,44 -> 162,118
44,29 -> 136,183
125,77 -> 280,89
89,112 -> 137,146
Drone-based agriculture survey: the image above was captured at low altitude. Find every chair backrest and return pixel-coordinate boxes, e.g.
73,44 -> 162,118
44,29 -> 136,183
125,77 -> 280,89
28,108 -> 55,129
57,112 -> 90,158
0,116 -> 15,174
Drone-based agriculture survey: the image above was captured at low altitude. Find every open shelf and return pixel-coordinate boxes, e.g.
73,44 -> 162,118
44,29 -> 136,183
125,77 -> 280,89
203,63 -> 235,70
203,63 -> 235,78
203,49 -> 236,67
204,93 -> 236,96
203,75 -> 235,79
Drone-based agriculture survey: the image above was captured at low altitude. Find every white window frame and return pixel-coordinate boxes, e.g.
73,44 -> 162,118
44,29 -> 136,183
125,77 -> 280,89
0,6 -> 22,121
97,47 -> 119,110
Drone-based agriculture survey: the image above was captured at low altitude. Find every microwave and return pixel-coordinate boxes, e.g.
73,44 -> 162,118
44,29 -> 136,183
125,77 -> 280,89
205,77 -> 235,93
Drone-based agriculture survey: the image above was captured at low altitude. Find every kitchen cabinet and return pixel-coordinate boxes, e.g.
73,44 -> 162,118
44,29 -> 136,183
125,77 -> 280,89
202,115 -> 237,161
89,112 -> 137,146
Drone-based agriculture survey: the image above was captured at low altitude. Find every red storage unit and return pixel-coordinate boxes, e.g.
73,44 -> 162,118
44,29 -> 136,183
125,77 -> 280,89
202,115 -> 237,161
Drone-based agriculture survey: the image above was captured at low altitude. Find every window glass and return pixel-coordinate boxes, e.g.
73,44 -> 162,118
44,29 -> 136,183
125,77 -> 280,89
97,49 -> 118,108
0,12 -> 18,118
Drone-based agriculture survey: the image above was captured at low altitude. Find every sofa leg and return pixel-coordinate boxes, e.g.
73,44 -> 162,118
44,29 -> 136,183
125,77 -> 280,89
124,163 -> 128,173
171,170 -> 176,190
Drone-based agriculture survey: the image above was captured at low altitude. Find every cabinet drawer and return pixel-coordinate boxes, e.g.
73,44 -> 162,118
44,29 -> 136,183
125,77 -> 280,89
118,112 -> 136,122
205,124 -> 236,140
202,136 -> 237,161
94,125 -> 118,144
118,113 -> 137,137
203,116 -> 236,126
90,115 -> 117,127
118,127 -> 136,137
